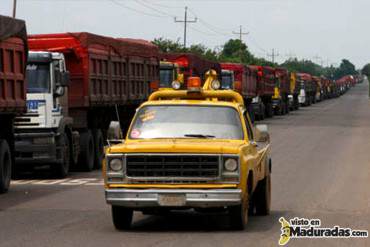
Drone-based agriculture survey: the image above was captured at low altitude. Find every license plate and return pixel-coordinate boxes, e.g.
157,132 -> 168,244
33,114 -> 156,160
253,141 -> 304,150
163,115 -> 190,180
158,194 -> 186,206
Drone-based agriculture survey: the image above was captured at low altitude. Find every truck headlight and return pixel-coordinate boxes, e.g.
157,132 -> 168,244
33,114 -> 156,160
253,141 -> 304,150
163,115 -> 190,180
109,158 -> 123,172
224,158 -> 238,172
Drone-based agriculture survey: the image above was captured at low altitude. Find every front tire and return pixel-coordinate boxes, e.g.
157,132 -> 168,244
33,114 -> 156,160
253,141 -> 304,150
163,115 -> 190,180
112,206 -> 133,230
229,203 -> 248,230
54,133 -> 70,178
0,140 -> 11,193
93,129 -> 104,169
78,130 -> 95,172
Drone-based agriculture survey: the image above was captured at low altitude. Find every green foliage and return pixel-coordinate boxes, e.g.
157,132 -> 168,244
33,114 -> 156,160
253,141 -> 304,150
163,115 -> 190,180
361,63 -> 370,78
153,37 -> 357,77
333,59 -> 356,79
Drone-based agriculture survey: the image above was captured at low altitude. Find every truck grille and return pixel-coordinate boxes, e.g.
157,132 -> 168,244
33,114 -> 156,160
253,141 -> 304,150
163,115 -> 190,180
126,155 -> 220,179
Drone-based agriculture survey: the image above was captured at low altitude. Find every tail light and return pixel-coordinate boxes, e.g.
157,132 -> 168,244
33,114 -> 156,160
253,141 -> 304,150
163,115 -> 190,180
257,66 -> 263,78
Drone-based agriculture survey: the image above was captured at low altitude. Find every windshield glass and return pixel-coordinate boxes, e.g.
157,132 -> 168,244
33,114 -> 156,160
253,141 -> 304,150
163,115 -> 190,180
221,73 -> 233,89
160,69 -> 173,88
129,105 -> 244,140
26,63 -> 50,93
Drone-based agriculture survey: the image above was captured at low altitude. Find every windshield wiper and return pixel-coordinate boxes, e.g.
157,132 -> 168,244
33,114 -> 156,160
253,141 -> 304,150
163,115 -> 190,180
184,134 -> 216,139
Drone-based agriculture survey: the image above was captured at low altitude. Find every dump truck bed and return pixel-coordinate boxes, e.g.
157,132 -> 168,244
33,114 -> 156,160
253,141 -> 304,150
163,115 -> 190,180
0,15 -> 27,113
28,32 -> 160,108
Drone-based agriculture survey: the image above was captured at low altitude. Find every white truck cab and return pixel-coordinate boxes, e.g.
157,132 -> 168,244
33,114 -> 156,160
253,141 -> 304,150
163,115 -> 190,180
14,51 -> 74,177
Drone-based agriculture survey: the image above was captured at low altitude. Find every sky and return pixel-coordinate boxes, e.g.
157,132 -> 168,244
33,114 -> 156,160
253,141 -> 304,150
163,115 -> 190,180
0,0 -> 369,68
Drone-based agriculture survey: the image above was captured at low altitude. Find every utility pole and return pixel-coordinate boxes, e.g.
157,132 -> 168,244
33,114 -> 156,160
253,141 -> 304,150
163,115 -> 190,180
232,25 -> 249,42
174,6 -> 197,48
232,25 -> 249,62
12,0 -> 17,18
267,49 -> 279,63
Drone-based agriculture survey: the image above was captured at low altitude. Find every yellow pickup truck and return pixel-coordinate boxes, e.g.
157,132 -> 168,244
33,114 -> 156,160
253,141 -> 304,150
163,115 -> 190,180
103,71 -> 272,230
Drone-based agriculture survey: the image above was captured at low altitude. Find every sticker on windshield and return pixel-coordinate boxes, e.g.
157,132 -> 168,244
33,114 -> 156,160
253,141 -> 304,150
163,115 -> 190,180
131,129 -> 141,138
139,110 -> 156,122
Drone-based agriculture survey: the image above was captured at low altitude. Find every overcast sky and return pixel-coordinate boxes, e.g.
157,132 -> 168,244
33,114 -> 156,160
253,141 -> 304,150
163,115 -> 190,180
0,0 -> 368,68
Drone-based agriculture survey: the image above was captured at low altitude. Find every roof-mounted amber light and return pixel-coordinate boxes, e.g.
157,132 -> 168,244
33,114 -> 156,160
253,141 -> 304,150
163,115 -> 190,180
187,77 -> 202,92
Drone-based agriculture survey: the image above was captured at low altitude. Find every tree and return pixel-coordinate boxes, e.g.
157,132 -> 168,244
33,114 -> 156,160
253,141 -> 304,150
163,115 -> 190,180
361,63 -> 370,78
152,38 -> 185,53
334,59 -> 356,79
219,39 -> 255,64
281,58 -> 324,76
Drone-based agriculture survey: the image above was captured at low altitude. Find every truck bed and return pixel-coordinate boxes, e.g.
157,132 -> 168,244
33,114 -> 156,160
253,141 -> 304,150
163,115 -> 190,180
0,15 -> 27,113
28,32 -> 160,108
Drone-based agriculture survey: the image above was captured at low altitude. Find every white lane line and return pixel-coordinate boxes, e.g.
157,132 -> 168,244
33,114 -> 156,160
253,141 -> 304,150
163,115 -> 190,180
11,178 -> 104,186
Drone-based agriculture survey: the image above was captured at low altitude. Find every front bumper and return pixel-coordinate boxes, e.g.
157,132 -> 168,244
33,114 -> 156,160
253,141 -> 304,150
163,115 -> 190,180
105,188 -> 242,208
14,131 -> 61,164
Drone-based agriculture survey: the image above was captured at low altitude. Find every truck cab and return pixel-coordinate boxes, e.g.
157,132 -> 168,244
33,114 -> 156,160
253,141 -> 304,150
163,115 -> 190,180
14,51 -> 73,177
221,69 -> 234,89
159,61 -> 182,89
104,71 -> 272,230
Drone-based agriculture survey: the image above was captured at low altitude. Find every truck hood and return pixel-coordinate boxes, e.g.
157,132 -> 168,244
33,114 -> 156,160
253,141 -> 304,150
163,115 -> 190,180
108,139 -> 245,154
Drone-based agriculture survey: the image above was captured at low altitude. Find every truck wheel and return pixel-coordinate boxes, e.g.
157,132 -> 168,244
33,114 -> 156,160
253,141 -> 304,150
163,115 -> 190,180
266,103 -> 273,118
55,133 -> 71,178
255,174 -> 271,216
79,130 -> 95,172
0,140 -> 11,194
112,206 -> 133,230
260,104 -> 266,120
93,129 -> 104,169
229,202 -> 248,230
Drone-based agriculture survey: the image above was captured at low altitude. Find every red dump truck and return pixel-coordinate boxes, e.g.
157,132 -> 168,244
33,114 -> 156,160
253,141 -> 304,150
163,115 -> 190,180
250,66 -> 275,119
296,73 -> 315,106
272,68 -> 290,115
161,53 -> 221,88
0,15 -> 28,193
220,63 -> 257,120
13,32 -> 159,177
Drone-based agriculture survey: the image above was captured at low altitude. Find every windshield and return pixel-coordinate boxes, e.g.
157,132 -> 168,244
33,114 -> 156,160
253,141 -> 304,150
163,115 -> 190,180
160,69 -> 173,88
26,63 -> 51,93
221,73 -> 233,89
129,105 -> 244,140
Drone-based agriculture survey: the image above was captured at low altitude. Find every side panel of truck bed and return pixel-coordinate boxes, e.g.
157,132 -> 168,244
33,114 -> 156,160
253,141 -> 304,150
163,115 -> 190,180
0,37 -> 26,113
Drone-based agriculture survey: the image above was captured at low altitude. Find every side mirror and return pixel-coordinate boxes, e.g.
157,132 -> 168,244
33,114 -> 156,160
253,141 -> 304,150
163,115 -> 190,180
107,121 -> 124,145
55,71 -> 70,87
255,124 -> 270,143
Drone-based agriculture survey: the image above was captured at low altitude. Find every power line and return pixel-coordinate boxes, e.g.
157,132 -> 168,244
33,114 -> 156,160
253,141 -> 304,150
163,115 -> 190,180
108,0 -> 167,18
141,0 -> 183,10
133,0 -> 175,18
174,6 -> 197,48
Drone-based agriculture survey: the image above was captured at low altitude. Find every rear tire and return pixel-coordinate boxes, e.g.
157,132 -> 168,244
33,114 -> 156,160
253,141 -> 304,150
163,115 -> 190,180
54,133 -> 71,178
93,129 -> 104,169
255,174 -> 271,216
112,206 -> 133,230
78,130 -> 95,172
0,140 -> 11,194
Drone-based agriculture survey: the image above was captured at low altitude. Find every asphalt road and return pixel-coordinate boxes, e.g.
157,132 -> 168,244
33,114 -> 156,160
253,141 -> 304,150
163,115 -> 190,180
1,83 -> 369,247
